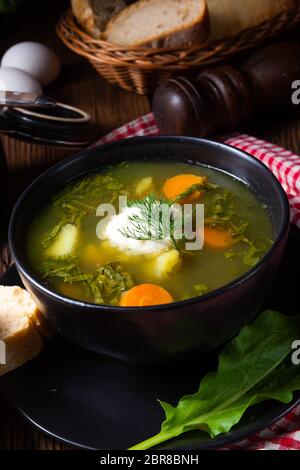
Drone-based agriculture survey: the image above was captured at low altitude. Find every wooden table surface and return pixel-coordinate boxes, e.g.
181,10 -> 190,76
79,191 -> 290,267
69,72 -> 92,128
1,0 -> 300,450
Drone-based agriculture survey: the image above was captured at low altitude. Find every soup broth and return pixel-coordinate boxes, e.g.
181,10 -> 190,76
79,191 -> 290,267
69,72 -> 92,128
26,161 -> 273,306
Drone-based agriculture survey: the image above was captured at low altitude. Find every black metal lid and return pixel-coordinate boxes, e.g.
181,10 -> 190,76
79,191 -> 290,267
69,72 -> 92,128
0,101 -> 93,147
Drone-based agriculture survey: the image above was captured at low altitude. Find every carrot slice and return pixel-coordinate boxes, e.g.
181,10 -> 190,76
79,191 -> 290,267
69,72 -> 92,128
163,174 -> 207,204
204,226 -> 236,250
120,284 -> 173,307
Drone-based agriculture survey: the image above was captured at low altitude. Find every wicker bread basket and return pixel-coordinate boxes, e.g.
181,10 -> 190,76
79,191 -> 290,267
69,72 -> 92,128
57,4 -> 300,95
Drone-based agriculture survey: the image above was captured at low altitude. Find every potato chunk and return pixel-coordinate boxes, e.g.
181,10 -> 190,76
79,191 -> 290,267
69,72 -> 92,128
135,176 -> 154,196
46,224 -> 78,258
151,249 -> 180,279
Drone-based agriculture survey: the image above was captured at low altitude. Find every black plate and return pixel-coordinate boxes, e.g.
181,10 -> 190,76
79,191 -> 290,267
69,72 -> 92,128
0,226 -> 300,450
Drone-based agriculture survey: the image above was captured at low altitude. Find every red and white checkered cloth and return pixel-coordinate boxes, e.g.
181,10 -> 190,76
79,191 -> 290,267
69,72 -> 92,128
94,112 -> 300,450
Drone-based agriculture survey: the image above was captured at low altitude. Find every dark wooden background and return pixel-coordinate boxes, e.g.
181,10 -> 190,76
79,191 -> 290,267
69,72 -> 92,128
1,0 -> 300,450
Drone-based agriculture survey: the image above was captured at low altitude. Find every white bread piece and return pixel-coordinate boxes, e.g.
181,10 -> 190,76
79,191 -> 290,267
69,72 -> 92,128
104,0 -> 209,48
0,286 -> 44,376
71,0 -> 126,38
207,0 -> 296,41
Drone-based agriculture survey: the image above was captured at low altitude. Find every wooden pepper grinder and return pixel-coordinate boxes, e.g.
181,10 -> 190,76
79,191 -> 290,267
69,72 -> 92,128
152,42 -> 300,137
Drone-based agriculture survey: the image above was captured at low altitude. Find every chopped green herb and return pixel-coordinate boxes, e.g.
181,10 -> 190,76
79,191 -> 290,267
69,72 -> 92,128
53,173 -> 125,225
225,237 -> 272,268
224,252 -> 237,260
174,181 -> 218,204
95,262 -> 134,305
41,221 -> 66,249
204,188 -> 249,239
193,284 -> 209,296
242,245 -> 261,267
39,256 -> 134,305
173,183 -> 203,203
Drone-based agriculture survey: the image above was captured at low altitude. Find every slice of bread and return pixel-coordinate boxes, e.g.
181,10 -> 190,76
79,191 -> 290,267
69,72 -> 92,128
0,286 -> 44,376
71,0 -> 127,38
207,0 -> 296,42
104,0 -> 209,48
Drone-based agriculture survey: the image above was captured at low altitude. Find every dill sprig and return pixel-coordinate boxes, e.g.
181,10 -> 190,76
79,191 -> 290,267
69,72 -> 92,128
118,180 -> 218,248
119,194 -> 180,243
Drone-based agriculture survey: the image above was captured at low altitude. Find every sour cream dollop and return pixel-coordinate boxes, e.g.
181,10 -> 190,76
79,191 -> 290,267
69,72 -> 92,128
104,206 -> 172,255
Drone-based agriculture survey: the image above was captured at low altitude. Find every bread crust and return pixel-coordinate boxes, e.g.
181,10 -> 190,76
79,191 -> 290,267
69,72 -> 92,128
71,0 -> 126,38
0,324 -> 43,376
104,0 -> 209,48
0,286 -> 44,376
143,3 -> 209,48
207,0 -> 296,41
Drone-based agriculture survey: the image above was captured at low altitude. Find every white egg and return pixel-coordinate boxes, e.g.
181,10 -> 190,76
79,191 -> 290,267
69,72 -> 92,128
104,207 -> 172,255
0,67 -> 42,94
1,42 -> 60,87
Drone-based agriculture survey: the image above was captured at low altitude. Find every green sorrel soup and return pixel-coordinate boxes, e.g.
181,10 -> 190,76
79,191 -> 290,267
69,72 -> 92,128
26,161 -> 273,306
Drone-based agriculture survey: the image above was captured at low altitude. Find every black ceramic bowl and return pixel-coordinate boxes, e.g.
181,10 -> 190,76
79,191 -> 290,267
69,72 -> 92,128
9,137 -> 290,364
